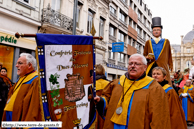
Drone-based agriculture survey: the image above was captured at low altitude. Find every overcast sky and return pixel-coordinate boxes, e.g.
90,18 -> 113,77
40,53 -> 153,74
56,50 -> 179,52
145,0 -> 194,45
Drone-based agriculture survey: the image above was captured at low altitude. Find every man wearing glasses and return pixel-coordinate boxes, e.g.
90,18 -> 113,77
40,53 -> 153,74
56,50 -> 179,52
94,53 -> 170,129
1,53 -> 43,125
143,17 -> 173,85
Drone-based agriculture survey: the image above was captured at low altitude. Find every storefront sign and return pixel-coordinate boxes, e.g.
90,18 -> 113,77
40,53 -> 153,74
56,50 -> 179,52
0,35 -> 17,44
112,42 -> 124,52
107,63 -> 127,71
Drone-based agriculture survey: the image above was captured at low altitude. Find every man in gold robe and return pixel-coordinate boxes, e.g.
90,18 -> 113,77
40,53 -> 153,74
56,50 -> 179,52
94,53 -> 171,129
1,53 -> 44,128
179,79 -> 194,126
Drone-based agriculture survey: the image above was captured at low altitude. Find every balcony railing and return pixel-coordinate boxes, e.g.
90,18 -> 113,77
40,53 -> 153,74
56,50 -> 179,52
137,50 -> 141,54
108,58 -> 116,65
110,12 -> 117,18
109,35 -> 116,42
41,4 -> 73,31
118,61 -> 125,67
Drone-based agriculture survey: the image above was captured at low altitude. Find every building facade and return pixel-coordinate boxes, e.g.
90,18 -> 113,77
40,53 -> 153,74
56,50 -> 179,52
0,0 -> 43,82
171,26 -> 194,73
107,0 -> 153,80
0,0 -> 153,82
40,0 -> 111,78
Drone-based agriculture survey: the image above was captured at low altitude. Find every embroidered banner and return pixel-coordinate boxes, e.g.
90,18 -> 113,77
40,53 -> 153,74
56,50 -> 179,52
35,34 -> 94,129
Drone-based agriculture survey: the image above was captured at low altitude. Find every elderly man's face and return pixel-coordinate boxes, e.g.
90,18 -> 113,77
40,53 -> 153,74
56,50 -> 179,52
185,80 -> 191,87
152,27 -> 161,38
16,56 -> 29,77
128,56 -> 147,80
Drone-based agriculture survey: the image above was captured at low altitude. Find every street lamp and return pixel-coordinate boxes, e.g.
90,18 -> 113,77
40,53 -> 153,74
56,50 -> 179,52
72,0 -> 78,35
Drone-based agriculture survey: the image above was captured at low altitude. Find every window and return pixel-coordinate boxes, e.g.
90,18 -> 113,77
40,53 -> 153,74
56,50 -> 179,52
110,6 -> 116,15
87,10 -> 94,33
133,23 -> 136,30
134,5 -> 137,12
147,21 -> 150,29
129,0 -> 132,7
132,41 -> 135,47
187,48 -> 190,53
127,55 -> 131,62
109,26 -> 115,36
76,4 -> 82,28
139,28 -> 142,37
99,17 -> 105,37
96,53 -> 103,64
122,0 -> 126,3
118,32 -> 125,42
186,61 -> 191,69
142,2 -> 144,7
52,0 -> 61,12
109,48 -> 114,59
129,17 -> 132,26
143,32 -> 146,40
138,10 -> 142,20
119,11 -> 126,22
0,45 -> 14,80
23,0 -> 29,3
144,17 -> 146,25
118,53 -> 125,62
128,37 -> 131,45
136,43 -> 141,51
137,26 -> 140,35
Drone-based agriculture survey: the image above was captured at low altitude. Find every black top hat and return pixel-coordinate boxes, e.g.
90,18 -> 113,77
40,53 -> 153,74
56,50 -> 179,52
152,17 -> 163,29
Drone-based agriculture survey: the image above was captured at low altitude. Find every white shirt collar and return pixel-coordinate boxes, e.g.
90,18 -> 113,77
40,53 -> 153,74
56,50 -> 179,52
153,37 -> 161,40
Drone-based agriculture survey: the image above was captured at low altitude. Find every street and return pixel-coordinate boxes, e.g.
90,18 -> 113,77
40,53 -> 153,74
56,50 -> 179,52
188,125 -> 194,129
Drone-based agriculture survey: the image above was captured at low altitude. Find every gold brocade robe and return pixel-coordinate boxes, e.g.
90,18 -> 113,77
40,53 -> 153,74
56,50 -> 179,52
163,84 -> 187,129
178,85 -> 194,122
1,72 -> 44,129
143,39 -> 173,85
99,75 -> 171,129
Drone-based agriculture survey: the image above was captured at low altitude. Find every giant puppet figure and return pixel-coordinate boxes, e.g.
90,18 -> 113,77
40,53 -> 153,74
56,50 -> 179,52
143,17 -> 173,85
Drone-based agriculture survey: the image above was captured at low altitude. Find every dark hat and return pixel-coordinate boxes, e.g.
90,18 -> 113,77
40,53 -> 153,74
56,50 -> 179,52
152,17 -> 163,29
90,70 -> 93,77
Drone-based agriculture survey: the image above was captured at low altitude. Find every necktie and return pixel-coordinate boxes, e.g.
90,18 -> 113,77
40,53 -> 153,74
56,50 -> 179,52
155,38 -> 159,44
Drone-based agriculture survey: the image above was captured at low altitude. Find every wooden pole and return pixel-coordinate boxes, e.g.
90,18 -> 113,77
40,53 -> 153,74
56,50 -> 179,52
15,32 -> 103,40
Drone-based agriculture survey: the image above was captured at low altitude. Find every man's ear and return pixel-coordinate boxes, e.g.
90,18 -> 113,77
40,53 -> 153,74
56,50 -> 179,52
144,65 -> 147,71
28,63 -> 32,69
164,75 -> 166,80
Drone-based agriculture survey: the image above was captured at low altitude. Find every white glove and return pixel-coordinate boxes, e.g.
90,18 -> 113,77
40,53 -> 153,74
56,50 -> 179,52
182,93 -> 188,97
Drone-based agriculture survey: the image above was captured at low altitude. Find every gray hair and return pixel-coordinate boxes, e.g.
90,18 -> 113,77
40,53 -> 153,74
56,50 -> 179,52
130,53 -> 147,65
20,53 -> 36,69
152,67 -> 167,76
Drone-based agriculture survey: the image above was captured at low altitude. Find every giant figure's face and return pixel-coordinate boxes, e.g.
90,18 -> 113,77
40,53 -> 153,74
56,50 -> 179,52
152,27 -> 162,38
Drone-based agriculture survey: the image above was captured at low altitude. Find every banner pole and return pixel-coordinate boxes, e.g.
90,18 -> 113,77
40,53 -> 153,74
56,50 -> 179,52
15,32 -> 103,40
15,32 -> 103,97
